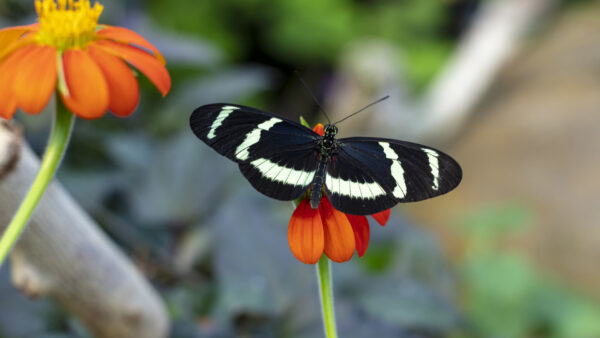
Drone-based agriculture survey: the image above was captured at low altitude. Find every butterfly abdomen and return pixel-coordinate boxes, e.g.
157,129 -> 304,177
310,157 -> 328,209
309,124 -> 339,209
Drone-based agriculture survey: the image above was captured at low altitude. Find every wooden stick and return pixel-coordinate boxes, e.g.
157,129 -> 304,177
0,120 -> 168,338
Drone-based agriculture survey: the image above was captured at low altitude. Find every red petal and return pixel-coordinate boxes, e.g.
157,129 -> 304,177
94,39 -> 171,96
371,209 -> 391,226
13,45 -> 57,114
97,26 -> 166,64
346,214 -> 370,257
288,199 -> 324,264
88,45 -> 140,117
0,46 -> 32,119
60,49 -> 109,119
319,197 -> 355,263
313,123 -> 324,136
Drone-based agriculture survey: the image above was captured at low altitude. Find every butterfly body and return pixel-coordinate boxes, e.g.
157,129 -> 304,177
309,124 -> 339,209
190,103 -> 462,215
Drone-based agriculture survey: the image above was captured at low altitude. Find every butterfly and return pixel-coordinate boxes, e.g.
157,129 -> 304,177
189,103 -> 462,215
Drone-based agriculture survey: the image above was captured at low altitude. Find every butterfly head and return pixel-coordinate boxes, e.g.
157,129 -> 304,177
323,124 -> 338,137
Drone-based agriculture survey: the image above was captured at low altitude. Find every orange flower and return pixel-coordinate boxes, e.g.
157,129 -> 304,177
288,124 -> 391,264
0,0 -> 170,120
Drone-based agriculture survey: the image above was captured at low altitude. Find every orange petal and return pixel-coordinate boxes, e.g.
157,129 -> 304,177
13,45 -> 57,114
0,24 -> 37,42
0,46 -> 33,119
371,209 -> 391,226
88,45 -> 139,117
94,39 -> 171,96
319,197 -> 355,263
60,49 -> 109,119
97,25 -> 165,64
346,214 -> 370,257
288,199 -> 325,264
0,24 -> 38,61
313,123 -> 325,136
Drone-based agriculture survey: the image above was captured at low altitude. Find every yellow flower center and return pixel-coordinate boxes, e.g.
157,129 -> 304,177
35,0 -> 103,50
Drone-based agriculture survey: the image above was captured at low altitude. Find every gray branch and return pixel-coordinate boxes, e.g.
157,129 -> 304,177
417,0 -> 558,143
0,120 -> 169,338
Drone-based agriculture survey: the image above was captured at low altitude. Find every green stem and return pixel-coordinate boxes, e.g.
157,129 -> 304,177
317,256 -> 338,338
0,98 -> 75,268
290,118 -> 339,337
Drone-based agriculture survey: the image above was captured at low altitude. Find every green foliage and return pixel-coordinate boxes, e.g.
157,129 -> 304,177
145,1 -> 243,58
266,0 -> 355,63
146,0 -> 454,89
404,41 -> 453,91
359,240 -> 396,273
459,204 -> 600,338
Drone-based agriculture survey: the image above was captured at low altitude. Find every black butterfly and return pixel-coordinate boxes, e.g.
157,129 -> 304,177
190,103 -> 462,215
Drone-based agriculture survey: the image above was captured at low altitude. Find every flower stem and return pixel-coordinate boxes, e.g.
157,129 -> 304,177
317,256 -> 338,338
0,98 -> 75,268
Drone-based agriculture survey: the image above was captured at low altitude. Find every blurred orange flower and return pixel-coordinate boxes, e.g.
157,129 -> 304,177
288,124 -> 391,264
0,0 -> 171,119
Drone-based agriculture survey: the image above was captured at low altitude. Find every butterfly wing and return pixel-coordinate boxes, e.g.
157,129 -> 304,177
190,103 -> 320,200
325,137 -> 462,215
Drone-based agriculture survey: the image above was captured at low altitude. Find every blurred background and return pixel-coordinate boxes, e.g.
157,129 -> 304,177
1,0 -> 600,337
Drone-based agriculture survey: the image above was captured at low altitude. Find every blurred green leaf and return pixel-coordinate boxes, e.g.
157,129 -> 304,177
459,203 -> 600,338
266,0 -> 355,62
359,240 -> 396,273
146,0 -> 454,89
461,203 -> 532,235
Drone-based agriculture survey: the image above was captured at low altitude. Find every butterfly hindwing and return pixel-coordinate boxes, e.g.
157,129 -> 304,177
190,103 -> 320,200
325,137 -> 462,214
325,146 -> 398,215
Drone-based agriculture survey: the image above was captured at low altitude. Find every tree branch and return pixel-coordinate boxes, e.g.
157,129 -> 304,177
418,0 -> 558,143
0,120 -> 169,338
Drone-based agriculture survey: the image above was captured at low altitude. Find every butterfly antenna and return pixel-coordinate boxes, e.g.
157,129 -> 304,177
333,95 -> 390,125
294,70 -> 331,124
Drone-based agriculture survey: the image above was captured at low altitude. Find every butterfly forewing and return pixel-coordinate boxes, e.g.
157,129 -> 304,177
325,138 -> 462,215
239,146 -> 319,200
190,103 -> 320,200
